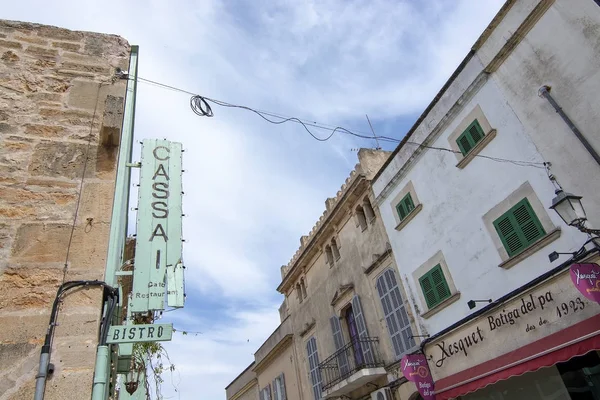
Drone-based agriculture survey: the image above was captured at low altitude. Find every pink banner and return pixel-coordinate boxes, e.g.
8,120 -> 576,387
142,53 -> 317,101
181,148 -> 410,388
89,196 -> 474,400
570,263 -> 600,303
401,354 -> 435,400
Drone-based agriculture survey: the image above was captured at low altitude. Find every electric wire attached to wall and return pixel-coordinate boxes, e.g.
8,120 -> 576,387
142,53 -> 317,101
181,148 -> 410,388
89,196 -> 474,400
134,76 -> 547,170
62,82 -> 109,284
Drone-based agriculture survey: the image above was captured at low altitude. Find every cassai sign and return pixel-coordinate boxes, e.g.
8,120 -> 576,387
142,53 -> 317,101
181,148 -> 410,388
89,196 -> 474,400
130,139 -> 184,312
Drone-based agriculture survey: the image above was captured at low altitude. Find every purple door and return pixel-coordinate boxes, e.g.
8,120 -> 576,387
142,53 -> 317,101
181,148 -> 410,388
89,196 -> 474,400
345,307 -> 364,366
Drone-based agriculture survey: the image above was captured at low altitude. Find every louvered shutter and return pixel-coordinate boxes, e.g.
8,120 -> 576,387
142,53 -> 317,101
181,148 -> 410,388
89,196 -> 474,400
306,338 -> 322,400
396,202 -> 407,220
330,316 -> 349,375
404,193 -> 415,213
494,214 -> 524,256
494,198 -> 545,257
469,123 -> 483,143
458,133 -> 473,155
513,200 -> 545,243
351,295 -> 374,364
272,378 -> 279,400
279,374 -> 287,400
431,265 -> 450,301
377,269 -> 415,360
419,273 -> 437,308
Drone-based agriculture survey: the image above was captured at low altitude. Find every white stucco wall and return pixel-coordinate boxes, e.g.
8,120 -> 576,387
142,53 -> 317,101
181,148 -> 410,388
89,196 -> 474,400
489,0 -> 600,228
373,76 -> 587,336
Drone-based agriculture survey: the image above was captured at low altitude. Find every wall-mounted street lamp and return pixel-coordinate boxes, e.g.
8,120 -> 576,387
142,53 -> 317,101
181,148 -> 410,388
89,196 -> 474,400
549,189 -> 600,237
125,363 -> 141,395
548,188 -> 600,262
549,189 -> 597,233
467,299 -> 492,310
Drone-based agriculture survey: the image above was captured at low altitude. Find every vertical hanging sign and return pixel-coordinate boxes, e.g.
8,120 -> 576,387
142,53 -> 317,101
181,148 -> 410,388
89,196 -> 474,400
130,139 -> 184,312
401,354 -> 435,400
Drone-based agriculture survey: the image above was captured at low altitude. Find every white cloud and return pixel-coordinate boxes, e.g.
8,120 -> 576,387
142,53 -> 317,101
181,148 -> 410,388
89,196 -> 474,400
159,305 -> 281,400
4,1 -> 504,399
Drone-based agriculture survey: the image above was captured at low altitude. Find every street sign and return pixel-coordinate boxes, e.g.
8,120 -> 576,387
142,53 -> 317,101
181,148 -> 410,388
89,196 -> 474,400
107,323 -> 173,344
130,139 -> 184,312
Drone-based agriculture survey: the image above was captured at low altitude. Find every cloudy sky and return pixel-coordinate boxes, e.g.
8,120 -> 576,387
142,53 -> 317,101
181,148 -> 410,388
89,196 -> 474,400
5,1 -> 503,398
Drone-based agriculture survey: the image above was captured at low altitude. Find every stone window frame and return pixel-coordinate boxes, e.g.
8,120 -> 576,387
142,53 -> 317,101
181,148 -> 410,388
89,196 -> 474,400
355,204 -> 369,231
390,181 -> 423,231
363,196 -> 377,224
412,251 -> 460,319
447,104 -> 498,169
483,181 -> 561,270
331,237 -> 341,261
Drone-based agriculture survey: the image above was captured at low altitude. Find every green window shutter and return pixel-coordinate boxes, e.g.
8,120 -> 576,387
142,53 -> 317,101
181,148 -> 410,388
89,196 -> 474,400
431,265 -> 450,301
457,133 -> 473,156
468,120 -> 484,144
456,119 -> 485,156
396,202 -> 407,220
404,193 -> 415,213
494,215 -> 524,256
513,200 -> 545,243
493,198 -> 546,257
419,273 -> 437,308
396,193 -> 415,221
419,265 -> 450,308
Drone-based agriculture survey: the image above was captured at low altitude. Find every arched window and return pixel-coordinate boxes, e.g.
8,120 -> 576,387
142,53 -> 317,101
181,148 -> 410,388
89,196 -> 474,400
363,198 -> 376,222
331,237 -> 341,260
356,205 -> 368,231
325,245 -> 334,266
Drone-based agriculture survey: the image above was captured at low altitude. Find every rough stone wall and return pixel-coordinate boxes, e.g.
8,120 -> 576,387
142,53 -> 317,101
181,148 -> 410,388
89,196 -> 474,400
0,20 -> 129,399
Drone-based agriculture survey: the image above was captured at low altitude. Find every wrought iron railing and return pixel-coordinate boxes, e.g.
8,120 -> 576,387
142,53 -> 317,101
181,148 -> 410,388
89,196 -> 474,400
318,337 -> 384,390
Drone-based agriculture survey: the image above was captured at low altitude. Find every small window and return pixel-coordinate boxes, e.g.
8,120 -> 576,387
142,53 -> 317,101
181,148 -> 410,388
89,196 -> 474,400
301,278 -> 307,299
395,193 -> 415,221
356,205 -> 368,231
296,283 -> 303,304
331,238 -> 340,261
363,198 -> 376,222
419,264 -> 451,309
493,198 -> 546,257
456,119 -> 485,156
325,245 -> 334,266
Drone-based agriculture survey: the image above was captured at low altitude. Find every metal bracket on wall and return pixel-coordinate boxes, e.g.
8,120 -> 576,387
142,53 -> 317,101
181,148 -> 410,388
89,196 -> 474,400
126,162 -> 141,168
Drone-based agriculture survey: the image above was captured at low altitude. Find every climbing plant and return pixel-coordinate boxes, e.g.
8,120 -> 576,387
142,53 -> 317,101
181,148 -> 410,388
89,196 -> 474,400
132,342 -> 176,399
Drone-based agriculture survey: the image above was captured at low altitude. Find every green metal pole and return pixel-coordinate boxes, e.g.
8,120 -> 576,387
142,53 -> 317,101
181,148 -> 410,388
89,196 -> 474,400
90,46 -> 139,400
105,45 -> 139,287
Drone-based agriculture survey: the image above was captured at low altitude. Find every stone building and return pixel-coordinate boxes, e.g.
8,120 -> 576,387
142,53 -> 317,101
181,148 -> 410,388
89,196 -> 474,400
0,20 -> 129,399
227,149 -> 424,400
372,0 -> 600,399
226,363 -> 259,400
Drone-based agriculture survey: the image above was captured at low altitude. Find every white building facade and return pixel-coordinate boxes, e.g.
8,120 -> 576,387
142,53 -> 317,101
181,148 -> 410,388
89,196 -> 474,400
372,1 -> 600,399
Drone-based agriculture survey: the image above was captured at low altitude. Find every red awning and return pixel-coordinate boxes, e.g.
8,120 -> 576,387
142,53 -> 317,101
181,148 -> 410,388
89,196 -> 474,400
434,314 -> 600,400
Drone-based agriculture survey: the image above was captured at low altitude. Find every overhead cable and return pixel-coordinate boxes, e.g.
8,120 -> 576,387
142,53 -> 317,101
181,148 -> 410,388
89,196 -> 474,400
133,76 -> 546,169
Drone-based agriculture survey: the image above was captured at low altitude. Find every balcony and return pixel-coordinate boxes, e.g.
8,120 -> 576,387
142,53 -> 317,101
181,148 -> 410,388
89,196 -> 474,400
318,337 -> 386,398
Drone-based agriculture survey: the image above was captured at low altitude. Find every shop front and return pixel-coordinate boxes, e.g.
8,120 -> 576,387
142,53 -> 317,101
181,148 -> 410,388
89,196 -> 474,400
423,256 -> 600,400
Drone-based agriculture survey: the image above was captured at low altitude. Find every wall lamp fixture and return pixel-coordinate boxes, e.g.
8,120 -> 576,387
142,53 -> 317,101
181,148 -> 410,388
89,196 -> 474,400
468,299 -> 492,310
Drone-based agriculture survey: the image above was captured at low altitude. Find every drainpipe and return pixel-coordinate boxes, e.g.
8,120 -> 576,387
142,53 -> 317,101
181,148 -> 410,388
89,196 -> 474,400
91,346 -> 110,399
538,85 -> 600,167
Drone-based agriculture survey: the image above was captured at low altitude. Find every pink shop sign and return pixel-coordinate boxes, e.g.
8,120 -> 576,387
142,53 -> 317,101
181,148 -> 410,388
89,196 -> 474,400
570,263 -> 600,304
401,354 -> 435,400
